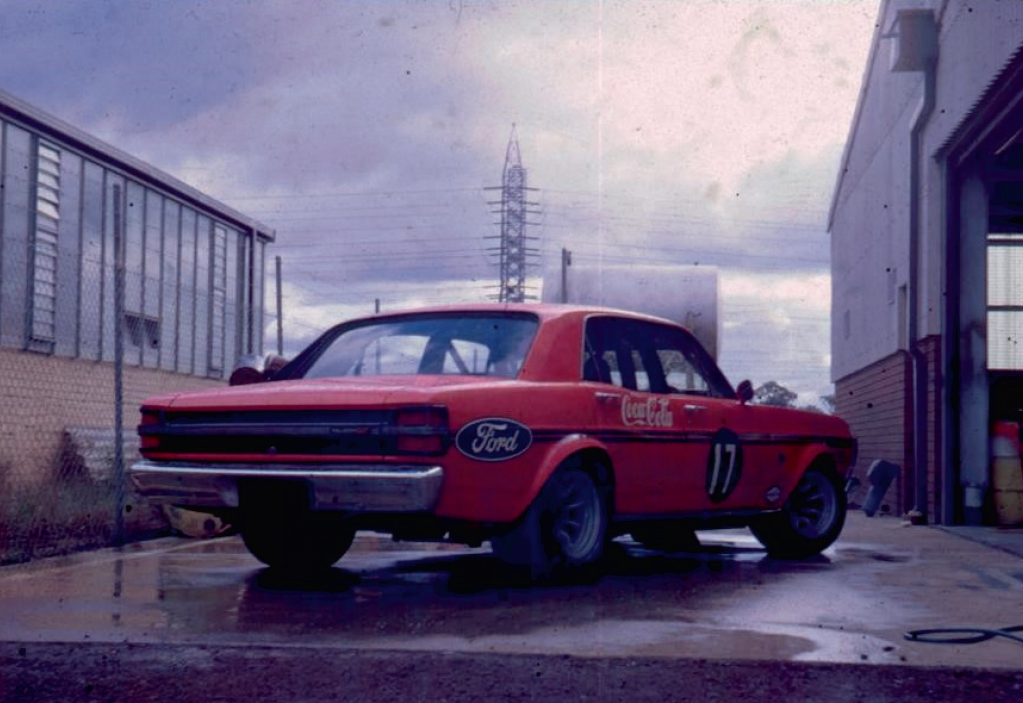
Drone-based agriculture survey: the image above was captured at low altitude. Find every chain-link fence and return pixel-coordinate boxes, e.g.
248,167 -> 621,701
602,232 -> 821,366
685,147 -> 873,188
0,294 -> 243,566
0,144 -> 268,564
0,358 -> 178,564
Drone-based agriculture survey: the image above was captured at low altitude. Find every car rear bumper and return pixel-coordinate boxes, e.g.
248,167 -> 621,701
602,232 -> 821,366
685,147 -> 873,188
129,460 -> 444,512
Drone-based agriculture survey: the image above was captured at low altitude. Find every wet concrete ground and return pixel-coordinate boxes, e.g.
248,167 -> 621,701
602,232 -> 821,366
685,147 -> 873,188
1,512 -> 1021,673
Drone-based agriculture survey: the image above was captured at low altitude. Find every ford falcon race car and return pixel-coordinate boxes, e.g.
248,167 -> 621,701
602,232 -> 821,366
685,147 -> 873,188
130,304 -> 857,577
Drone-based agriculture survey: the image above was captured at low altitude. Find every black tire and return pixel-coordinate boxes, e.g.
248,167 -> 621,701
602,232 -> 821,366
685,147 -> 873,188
239,481 -> 355,571
242,511 -> 355,571
629,521 -> 700,553
491,465 -> 609,580
751,464 -> 847,559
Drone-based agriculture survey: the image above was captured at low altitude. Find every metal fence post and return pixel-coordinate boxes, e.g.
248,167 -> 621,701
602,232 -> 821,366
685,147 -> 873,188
112,183 -> 126,546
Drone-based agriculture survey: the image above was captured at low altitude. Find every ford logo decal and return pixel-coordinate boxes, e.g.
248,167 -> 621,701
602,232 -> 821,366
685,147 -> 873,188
455,418 -> 532,461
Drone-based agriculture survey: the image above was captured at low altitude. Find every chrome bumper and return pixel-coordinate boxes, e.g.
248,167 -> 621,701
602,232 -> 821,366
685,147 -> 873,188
129,460 -> 444,512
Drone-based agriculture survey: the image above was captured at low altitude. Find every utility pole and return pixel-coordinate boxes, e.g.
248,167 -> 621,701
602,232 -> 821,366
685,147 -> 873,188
485,125 -> 540,303
275,256 -> 283,356
561,247 -> 572,303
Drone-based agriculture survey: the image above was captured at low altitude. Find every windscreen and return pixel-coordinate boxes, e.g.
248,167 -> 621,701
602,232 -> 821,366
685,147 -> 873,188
300,314 -> 539,379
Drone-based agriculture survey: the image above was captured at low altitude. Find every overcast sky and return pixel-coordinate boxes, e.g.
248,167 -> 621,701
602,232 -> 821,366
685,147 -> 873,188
0,0 -> 880,403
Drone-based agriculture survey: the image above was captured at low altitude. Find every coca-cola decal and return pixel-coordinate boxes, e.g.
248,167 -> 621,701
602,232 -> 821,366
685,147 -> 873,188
621,395 -> 674,428
456,418 -> 532,461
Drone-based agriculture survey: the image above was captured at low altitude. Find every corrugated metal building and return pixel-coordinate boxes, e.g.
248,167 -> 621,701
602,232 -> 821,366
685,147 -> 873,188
830,0 -> 1023,525
0,89 -> 274,483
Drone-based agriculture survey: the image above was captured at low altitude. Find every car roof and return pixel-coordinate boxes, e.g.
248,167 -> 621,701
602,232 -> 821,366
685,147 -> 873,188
355,302 -> 687,329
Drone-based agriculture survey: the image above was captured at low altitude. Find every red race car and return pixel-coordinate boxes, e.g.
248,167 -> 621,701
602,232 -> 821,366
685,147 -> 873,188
131,304 -> 856,577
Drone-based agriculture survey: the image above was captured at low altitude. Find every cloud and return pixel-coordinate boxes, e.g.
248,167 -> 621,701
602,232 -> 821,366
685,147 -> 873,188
718,269 -> 832,396
0,2 -> 265,132
0,0 -> 879,400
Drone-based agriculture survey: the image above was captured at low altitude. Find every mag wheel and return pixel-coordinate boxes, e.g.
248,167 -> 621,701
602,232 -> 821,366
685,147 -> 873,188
543,468 -> 607,563
492,465 -> 609,580
751,464 -> 847,559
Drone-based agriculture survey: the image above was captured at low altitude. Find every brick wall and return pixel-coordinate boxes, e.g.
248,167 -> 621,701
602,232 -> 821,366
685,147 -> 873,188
835,336 -> 944,519
0,348 -> 224,486
835,351 -> 913,515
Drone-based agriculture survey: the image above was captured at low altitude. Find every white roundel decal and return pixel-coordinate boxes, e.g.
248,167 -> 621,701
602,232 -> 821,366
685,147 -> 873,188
456,418 -> 532,461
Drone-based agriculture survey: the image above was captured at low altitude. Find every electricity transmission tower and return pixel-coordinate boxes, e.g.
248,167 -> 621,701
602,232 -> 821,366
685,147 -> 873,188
485,125 -> 540,302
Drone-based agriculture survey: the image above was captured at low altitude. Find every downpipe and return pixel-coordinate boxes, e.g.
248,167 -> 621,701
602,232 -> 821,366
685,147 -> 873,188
908,51 -> 936,524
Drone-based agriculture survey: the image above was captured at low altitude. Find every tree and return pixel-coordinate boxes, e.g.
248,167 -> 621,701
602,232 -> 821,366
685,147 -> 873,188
819,394 -> 836,414
753,381 -> 798,408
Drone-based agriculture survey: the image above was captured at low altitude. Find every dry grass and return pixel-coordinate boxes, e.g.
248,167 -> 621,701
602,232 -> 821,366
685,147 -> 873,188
0,475 -> 166,565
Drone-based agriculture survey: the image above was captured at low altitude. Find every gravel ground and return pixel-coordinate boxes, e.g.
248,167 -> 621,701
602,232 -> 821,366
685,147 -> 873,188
3,642 -> 1022,703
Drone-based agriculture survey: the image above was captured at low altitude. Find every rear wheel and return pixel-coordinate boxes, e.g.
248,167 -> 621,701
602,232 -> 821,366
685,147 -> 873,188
751,464 -> 846,559
242,511 -> 355,571
239,480 -> 355,571
491,465 -> 609,580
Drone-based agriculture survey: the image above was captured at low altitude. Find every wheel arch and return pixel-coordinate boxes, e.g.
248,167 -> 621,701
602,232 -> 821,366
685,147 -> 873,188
525,436 -> 615,516
752,448 -> 849,559
771,447 -> 842,507
794,445 -> 842,481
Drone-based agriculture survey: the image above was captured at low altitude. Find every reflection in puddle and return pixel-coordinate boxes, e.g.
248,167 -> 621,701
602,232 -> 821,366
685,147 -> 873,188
0,529 -> 926,665
250,567 -> 360,593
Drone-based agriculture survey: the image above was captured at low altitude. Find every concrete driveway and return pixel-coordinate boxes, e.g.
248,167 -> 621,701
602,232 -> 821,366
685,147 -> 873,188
1,512 -> 1021,701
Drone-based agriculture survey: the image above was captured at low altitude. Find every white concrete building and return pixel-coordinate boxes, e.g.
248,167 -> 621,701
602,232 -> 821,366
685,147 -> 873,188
831,0 -> 1023,524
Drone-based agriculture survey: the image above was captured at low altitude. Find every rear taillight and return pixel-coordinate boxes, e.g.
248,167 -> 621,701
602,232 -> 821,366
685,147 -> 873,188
394,406 -> 449,455
139,409 -> 161,451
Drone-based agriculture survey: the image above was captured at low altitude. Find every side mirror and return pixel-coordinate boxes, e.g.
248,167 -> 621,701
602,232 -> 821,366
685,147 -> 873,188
263,354 -> 289,379
736,379 -> 754,404
229,353 -> 290,386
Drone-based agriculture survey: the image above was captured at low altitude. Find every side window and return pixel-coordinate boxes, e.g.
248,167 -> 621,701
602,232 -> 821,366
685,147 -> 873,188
647,323 -> 733,398
620,320 -> 667,393
583,347 -> 623,386
659,348 -> 711,395
585,315 -> 734,395
584,317 -> 733,398
585,316 -> 658,391
631,349 -> 650,392
583,316 -> 625,387
603,350 -> 623,387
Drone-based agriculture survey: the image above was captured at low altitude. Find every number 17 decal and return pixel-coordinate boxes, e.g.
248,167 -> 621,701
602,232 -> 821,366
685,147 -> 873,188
706,428 -> 743,503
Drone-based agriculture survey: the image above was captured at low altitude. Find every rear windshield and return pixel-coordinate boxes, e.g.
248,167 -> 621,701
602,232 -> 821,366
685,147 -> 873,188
296,313 -> 539,379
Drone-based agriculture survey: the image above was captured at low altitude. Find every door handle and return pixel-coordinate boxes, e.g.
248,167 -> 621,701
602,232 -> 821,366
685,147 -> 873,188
595,392 -> 621,405
683,404 -> 706,413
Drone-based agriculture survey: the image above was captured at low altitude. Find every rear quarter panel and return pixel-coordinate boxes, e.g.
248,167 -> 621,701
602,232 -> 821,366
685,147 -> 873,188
431,382 -> 598,523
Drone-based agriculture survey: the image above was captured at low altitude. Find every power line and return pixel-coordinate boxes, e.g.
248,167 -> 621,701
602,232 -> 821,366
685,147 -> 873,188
221,186 -> 487,201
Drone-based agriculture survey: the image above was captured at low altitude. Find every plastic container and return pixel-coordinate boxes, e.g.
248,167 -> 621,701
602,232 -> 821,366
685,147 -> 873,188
991,421 -> 1023,525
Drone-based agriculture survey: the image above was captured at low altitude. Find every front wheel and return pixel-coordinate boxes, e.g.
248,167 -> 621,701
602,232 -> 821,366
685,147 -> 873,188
751,464 -> 846,559
491,465 -> 609,580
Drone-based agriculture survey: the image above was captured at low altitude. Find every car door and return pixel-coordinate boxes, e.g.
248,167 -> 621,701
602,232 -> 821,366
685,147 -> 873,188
585,317 -> 709,516
651,323 -> 768,512
631,321 -> 737,514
